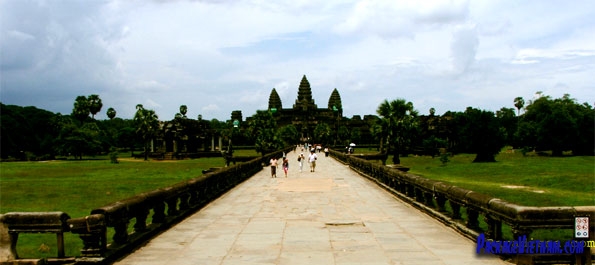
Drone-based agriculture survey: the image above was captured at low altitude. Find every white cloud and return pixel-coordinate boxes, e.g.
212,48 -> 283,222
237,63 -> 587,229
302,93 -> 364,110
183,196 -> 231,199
1,0 -> 594,121
450,24 -> 479,74
202,104 -> 220,111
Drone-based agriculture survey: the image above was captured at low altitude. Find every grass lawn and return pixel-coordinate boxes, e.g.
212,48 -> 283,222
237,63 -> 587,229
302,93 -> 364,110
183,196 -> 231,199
0,155 -> 226,258
397,152 -> 595,207
1,149 -> 593,257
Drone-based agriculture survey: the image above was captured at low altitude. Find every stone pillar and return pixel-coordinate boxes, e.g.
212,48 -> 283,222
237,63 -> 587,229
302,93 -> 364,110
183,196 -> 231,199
133,209 -> 149,233
465,208 -> 480,230
435,195 -> 447,212
211,135 -> 215,151
484,216 -> 502,240
0,214 -> 17,261
450,202 -> 462,220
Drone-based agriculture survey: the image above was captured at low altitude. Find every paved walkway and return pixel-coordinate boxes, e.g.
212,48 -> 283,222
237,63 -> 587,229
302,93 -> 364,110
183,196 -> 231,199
115,149 -> 510,265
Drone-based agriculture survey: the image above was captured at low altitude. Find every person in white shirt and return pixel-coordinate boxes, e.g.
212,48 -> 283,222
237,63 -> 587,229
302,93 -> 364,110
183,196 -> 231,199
270,157 -> 278,178
308,150 -> 318,172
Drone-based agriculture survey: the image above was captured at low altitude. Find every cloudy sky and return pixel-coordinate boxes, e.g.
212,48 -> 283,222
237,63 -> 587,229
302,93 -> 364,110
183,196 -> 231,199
1,0 -> 594,121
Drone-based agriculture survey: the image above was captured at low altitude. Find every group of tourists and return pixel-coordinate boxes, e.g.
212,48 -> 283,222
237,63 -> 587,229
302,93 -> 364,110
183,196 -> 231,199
269,145 -> 327,178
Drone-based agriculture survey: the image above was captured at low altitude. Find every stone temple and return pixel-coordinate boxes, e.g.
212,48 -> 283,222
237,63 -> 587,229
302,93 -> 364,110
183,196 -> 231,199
267,75 -> 344,142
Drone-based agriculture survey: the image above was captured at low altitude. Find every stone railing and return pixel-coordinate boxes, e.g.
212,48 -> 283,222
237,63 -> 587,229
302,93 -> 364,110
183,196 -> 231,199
331,150 -> 594,265
0,152 -> 276,265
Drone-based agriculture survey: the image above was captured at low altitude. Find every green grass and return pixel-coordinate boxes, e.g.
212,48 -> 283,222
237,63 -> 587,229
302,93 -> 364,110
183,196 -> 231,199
396,152 -> 595,206
1,150 -> 593,258
0,156 -> 226,258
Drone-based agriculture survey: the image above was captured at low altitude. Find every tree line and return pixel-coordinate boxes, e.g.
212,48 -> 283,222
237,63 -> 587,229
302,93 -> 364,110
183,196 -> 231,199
1,92 -> 592,162
374,93 -> 593,164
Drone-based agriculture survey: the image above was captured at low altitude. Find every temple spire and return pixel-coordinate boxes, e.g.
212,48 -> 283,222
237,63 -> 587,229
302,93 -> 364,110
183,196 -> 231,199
268,88 -> 282,110
293,75 -> 317,110
328,88 -> 342,111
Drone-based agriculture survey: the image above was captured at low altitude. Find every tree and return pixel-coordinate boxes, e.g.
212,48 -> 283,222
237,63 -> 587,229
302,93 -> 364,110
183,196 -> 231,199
0,104 -> 59,159
369,123 -> 383,152
55,120 -> 102,159
518,94 -> 593,156
457,107 -> 505,162
106,107 -> 117,120
376,99 -> 418,164
88,94 -> 103,119
247,110 -> 282,155
514,97 -> 525,116
179,105 -> 188,117
337,125 -> 350,146
134,104 -> 159,160
278,124 -> 299,146
496,107 -> 517,146
72,96 -> 90,123
313,123 -> 332,145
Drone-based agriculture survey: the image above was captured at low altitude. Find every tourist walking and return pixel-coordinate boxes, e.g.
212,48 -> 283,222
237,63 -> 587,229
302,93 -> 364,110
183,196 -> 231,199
308,150 -> 318,172
324,147 -> 329,157
297,153 -> 305,172
282,157 -> 289,177
270,157 -> 278,178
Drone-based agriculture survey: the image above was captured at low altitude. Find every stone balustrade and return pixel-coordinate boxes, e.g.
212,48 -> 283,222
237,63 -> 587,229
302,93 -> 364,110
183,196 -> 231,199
331,150 -> 594,265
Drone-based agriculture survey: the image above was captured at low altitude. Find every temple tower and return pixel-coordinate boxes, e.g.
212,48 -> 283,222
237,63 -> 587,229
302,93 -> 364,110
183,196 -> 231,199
293,75 -> 318,111
268,88 -> 282,110
328,88 -> 343,116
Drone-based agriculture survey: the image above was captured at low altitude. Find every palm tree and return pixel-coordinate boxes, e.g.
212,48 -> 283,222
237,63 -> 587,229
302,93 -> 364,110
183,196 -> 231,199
179,105 -> 188,117
376,99 -> 418,164
514,97 -> 525,116
134,104 -> 159,160
106,107 -> 116,120
88,94 -> 103,119
72,95 -> 90,123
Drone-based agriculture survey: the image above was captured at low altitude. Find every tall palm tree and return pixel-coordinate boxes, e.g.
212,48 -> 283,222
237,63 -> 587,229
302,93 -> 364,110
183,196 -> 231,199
134,104 -> 159,160
106,107 -> 116,120
514,97 -> 525,116
88,94 -> 103,119
376,99 -> 418,164
179,105 -> 188,117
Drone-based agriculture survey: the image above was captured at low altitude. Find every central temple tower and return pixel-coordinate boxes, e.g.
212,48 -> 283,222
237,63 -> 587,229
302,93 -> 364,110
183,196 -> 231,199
267,75 -> 343,141
293,75 -> 318,111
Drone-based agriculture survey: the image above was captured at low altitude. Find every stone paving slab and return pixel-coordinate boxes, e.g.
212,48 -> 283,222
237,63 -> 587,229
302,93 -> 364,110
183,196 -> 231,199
114,150 -> 510,265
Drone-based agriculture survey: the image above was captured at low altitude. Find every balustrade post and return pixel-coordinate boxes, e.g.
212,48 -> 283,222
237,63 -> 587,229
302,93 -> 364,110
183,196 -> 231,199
511,226 -> 533,265
398,181 -> 406,194
179,192 -> 190,211
484,215 -> 502,240
112,219 -> 129,244
450,202 -> 462,220
67,214 -> 106,257
465,208 -> 479,230
166,197 -> 179,216
187,189 -> 199,207
423,192 -> 434,208
152,202 -> 166,224
511,226 -> 532,240
435,195 -> 447,212
414,187 -> 425,203
133,208 -> 149,232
